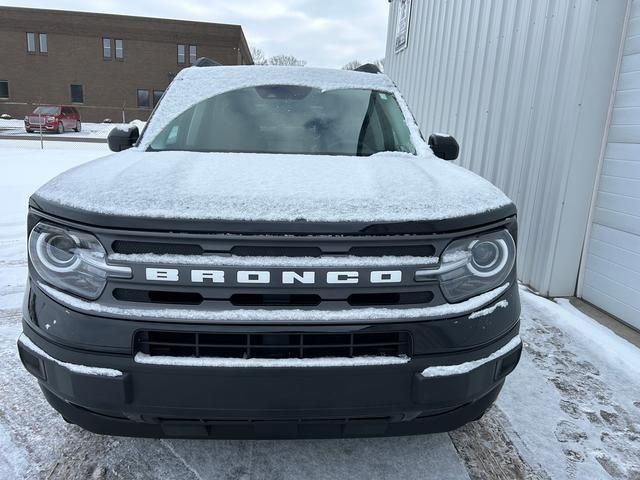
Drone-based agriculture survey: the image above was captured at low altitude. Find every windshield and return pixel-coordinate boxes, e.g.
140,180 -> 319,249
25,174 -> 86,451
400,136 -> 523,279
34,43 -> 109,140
33,106 -> 60,115
149,86 -> 416,156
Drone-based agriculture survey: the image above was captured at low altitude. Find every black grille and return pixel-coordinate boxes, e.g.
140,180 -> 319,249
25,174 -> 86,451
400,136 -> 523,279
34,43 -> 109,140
112,241 -> 204,255
230,294 -> 322,307
109,238 -> 439,257
348,245 -> 436,257
113,289 -> 436,307
113,289 -> 204,305
230,246 -> 323,257
135,331 -> 412,359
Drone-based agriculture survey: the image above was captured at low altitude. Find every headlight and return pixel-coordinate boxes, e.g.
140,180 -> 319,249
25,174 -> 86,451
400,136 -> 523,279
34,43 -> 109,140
416,230 -> 516,303
28,222 -> 132,299
46,116 -> 55,122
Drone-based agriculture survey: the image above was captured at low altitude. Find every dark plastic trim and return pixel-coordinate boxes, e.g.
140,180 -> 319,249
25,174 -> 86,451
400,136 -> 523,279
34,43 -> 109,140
39,381 -> 504,439
28,197 -> 517,235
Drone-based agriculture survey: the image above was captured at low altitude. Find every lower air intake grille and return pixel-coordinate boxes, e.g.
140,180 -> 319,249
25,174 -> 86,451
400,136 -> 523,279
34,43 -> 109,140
135,331 -> 412,360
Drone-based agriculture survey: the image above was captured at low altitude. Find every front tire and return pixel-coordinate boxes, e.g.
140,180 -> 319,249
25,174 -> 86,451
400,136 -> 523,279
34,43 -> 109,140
74,121 -> 81,133
57,122 -> 64,134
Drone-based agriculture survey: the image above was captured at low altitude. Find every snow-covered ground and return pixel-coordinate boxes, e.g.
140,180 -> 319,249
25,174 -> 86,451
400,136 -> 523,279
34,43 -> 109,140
0,119 -> 141,139
0,138 -> 638,479
494,292 -> 639,479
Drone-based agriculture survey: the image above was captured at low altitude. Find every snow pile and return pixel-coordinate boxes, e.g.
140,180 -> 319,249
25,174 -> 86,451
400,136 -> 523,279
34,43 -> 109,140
39,282 -> 510,323
0,119 -> 22,128
34,149 -> 512,223
0,141 -> 109,244
135,353 -> 410,368
553,299 -> 640,374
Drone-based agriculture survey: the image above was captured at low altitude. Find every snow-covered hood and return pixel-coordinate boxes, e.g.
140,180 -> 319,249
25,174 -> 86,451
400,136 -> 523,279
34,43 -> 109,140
33,149 -> 513,224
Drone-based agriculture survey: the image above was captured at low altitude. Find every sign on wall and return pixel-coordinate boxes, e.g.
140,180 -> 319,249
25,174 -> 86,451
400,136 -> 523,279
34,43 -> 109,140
394,0 -> 413,54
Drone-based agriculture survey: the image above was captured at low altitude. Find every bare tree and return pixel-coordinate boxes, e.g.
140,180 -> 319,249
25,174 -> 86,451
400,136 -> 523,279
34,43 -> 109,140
268,54 -> 307,67
250,46 -> 268,66
342,60 -> 362,70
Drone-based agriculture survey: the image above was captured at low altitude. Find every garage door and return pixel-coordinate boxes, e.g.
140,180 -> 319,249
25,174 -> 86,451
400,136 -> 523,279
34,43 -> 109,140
581,2 -> 640,331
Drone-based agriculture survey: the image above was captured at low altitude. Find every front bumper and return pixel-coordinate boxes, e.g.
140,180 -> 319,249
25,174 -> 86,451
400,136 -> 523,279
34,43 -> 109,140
19,282 -> 522,439
25,122 -> 56,130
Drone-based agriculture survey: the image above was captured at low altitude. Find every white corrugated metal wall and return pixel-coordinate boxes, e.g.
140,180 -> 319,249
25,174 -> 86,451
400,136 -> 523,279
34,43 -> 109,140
385,0 -> 629,297
580,0 -> 640,329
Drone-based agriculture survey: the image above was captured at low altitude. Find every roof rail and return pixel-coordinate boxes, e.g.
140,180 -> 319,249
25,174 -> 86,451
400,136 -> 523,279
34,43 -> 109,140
193,57 -> 222,67
355,63 -> 382,74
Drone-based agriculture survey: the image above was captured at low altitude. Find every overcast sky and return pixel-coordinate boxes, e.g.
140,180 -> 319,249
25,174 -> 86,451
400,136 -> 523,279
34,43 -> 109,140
1,0 -> 390,68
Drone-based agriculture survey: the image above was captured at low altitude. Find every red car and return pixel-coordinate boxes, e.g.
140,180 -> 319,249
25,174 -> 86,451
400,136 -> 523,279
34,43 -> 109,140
25,105 -> 81,134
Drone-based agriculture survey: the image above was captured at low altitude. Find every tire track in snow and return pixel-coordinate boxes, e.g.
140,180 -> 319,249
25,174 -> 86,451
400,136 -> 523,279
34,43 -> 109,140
450,406 -> 550,480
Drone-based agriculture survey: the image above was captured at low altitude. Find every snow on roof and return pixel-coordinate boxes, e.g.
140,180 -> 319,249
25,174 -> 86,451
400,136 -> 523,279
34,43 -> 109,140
180,65 -> 396,92
138,66 -> 419,151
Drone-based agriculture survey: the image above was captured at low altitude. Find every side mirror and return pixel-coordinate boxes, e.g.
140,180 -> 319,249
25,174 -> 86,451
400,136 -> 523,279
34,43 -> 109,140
108,126 -> 140,152
428,133 -> 459,161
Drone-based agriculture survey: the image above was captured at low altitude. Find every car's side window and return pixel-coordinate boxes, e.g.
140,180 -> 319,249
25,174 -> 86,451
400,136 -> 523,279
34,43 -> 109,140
355,97 -> 386,155
166,126 -> 180,145
379,94 -> 410,147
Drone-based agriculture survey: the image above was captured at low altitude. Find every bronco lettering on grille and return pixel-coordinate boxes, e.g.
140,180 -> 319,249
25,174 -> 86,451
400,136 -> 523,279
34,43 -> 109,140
145,268 -> 403,285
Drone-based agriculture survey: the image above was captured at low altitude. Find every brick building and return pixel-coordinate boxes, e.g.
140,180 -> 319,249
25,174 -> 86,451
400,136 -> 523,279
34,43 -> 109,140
0,6 -> 253,122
